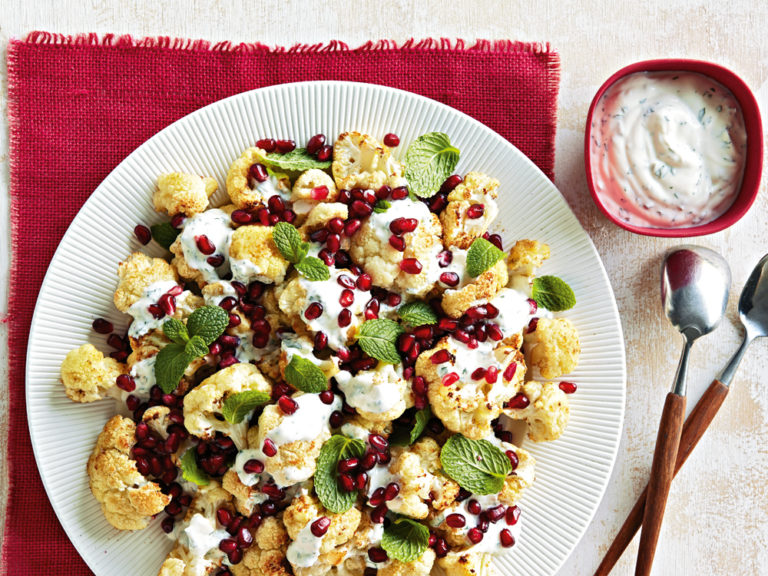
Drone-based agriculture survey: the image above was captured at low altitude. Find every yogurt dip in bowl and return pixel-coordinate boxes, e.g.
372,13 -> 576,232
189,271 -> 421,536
585,59 -> 763,237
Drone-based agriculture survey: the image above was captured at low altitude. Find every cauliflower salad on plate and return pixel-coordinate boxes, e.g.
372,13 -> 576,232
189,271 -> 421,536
61,129 -> 581,576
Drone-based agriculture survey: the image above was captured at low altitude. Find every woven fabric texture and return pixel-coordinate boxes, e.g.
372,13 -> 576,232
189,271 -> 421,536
4,32 -> 560,574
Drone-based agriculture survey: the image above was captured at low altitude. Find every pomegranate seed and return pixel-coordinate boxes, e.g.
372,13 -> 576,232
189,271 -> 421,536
261,502 -> 277,516
338,289 -> 355,308
335,250 -> 351,268
134,224 -> 151,245
147,304 -> 165,319
383,133 -> 400,147
219,355 -> 239,368
115,374 -> 135,392
343,219 -> 362,237
219,538 -> 237,555
356,472 -> 368,490
488,234 -> 503,249
412,376 -> 428,396
275,139 -> 295,153
237,526 -> 253,549
311,332 -> 327,353
436,250 -> 452,268
361,452 -> 378,470
231,209 -> 253,225
389,217 -> 419,236
467,527 -> 484,544
243,459 -> 264,474
158,293 -> 176,316
477,517 -> 490,532
262,439 -> 277,457
338,473 -> 356,492
391,186 -> 409,200
466,204 -> 485,219
92,318 -> 113,334
161,517 -> 175,533
441,174 -> 463,193
278,395 -> 298,415
256,208 -> 270,225
338,309 -> 352,327
316,145 -> 333,162
329,411 -> 343,428
471,367 -> 486,380
350,200 -> 373,218
318,248 -> 335,265
351,273 -> 371,291
486,323 -> 503,341
431,349 -> 453,365
365,299 -> 380,320
247,512 -> 263,530
485,366 -> 499,384
311,516 -> 331,537
323,218 -> 343,236
126,395 -> 140,411
506,505 -> 521,525
249,163 -> 269,182
398,333 -> 415,353
304,302 -> 323,320
467,500 -> 482,515
338,457 -> 359,473
267,195 -> 285,214
443,513 -> 465,529
497,430 -> 514,444
262,484 -> 285,501
256,138 -> 276,152
442,372 -> 460,386
377,451 -> 391,465
384,482 -> 400,501
165,499 -> 181,516
389,235 -> 406,251
487,505 -> 506,523
195,235 -> 216,255
500,529 -> 516,547
559,381 -> 578,394
205,254 -> 225,268
368,434 -> 388,453
453,329 -> 471,344
370,504 -> 388,524
436,318 -> 456,332
281,208 -> 296,223
399,258 -> 422,274
467,338 -> 479,349
376,185 -> 391,199
336,274 -> 355,290
217,508 -> 233,527
216,296 -> 235,312
439,272 -> 460,287
434,538 -> 448,558
363,190 -> 377,204
368,548 -> 388,563
369,487 -> 386,507
306,134 -> 326,155
506,393 -> 530,410
503,363 -> 518,382
170,213 -> 185,229
311,390 -> 332,406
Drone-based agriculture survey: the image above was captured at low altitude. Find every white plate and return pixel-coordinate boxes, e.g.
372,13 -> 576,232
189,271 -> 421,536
26,81 -> 626,576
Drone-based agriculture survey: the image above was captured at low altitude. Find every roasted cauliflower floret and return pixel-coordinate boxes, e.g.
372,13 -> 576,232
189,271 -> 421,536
505,380 -> 570,442
232,517 -> 291,576
349,197 -> 442,297
229,225 -> 290,285
226,147 -> 291,210
498,444 -> 536,504
60,343 -> 126,402
385,447 -> 436,519
437,551 -> 493,576
183,363 -> 273,449
440,172 -> 500,249
417,337 -> 525,440
87,415 -> 170,530
154,172 -> 218,217
334,362 -> 410,423
298,202 -> 349,236
524,317 -> 580,379
410,438 -> 460,510
222,468 -> 262,517
332,131 -> 406,190
507,239 -> 550,276
441,258 -> 508,319
379,548 -> 436,576
113,252 -> 179,312
291,169 -> 339,216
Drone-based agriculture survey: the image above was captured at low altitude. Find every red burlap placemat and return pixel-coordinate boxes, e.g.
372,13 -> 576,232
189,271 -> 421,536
4,32 -> 560,574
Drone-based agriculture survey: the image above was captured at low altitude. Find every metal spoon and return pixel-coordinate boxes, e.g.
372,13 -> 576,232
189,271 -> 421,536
595,252 -> 768,576
635,246 -> 730,576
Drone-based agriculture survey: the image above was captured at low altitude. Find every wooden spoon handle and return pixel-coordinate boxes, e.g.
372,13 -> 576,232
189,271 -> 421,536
593,379 -> 729,575
634,392 -> 686,576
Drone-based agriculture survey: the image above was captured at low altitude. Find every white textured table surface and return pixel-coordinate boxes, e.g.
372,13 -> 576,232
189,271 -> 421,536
1,1 -> 766,575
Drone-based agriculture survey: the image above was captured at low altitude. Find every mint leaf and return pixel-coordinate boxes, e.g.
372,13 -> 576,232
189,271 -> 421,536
381,516 -> 430,562
295,256 -> 330,281
397,301 -> 437,327
151,222 -> 180,250
315,435 -> 366,513
273,222 -> 308,264
186,305 -> 229,345
440,434 -> 512,494
154,342 -> 193,394
532,275 -> 576,311
262,148 -> 332,172
222,390 -> 271,424
284,355 -> 329,393
184,334 -> 209,358
403,132 -> 460,198
357,319 -> 403,364
180,449 -> 210,486
373,200 -> 391,213
466,237 -> 505,277
163,317 -> 189,344
391,406 -> 432,446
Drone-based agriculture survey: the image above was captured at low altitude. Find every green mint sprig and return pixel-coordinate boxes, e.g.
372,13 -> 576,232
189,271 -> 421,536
222,390 -> 271,424
356,319 -> 404,364
180,449 -> 210,486
466,237 -> 505,277
532,275 -> 576,311
273,222 -> 330,282
390,406 -> 432,446
381,516 -> 430,562
403,132 -> 460,199
154,306 -> 229,394
284,355 -> 329,393
261,148 -> 332,172
397,301 -> 437,327
150,222 -> 180,250
315,435 -> 366,513
440,434 -> 512,494
373,200 -> 391,213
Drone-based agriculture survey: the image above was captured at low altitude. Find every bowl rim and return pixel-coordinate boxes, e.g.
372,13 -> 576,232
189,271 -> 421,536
584,58 -> 763,238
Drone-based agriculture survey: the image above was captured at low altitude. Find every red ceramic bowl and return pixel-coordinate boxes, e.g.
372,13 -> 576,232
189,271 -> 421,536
584,59 -> 763,237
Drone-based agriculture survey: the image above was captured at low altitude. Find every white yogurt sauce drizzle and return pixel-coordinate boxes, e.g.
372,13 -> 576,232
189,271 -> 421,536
367,197 -> 431,245
432,246 -> 473,289
129,355 -> 157,399
287,520 -> 325,568
335,364 -> 402,414
592,71 -> 747,228
178,513 -> 229,572
179,209 -> 233,282
126,280 -> 179,339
